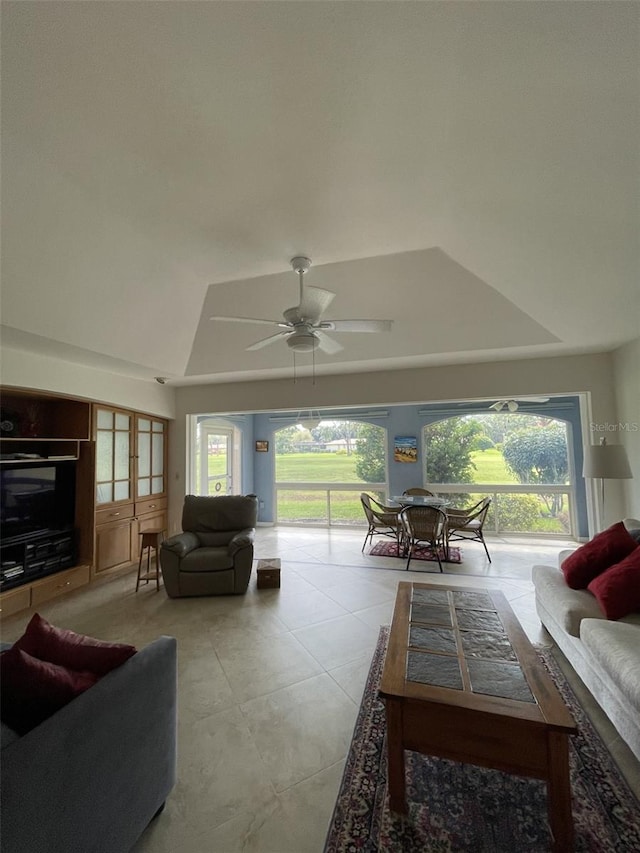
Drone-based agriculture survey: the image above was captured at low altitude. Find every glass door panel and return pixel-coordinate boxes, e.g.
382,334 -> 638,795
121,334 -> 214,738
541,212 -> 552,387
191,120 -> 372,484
136,417 -> 166,499
95,408 -> 131,505
198,429 -> 232,495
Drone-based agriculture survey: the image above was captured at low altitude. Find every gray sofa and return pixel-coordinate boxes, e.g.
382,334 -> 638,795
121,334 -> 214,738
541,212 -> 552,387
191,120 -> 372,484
161,494 -> 257,597
1,636 -> 177,853
533,520 -> 640,762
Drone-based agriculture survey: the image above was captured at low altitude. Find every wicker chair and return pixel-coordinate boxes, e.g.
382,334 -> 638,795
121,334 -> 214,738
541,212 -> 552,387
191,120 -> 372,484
402,487 -> 435,497
400,505 -> 448,571
360,493 -> 402,552
445,497 -> 492,562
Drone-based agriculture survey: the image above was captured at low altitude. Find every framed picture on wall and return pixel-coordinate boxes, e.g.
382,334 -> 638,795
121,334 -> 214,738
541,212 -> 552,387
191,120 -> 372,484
255,440 -> 269,452
394,436 -> 417,463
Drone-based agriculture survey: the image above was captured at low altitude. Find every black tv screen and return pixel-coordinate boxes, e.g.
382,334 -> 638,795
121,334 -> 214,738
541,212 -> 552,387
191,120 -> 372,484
0,464 -> 76,541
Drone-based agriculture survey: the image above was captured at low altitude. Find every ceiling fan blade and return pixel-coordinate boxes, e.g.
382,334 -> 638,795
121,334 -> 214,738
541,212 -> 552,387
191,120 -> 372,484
314,330 -> 344,354
512,397 -> 550,403
246,331 -> 290,351
319,319 -> 393,333
297,287 -> 335,322
488,401 -> 506,411
210,315 -> 281,327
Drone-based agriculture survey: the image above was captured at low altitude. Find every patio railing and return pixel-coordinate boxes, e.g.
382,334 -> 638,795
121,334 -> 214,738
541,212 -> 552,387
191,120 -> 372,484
275,482 -> 574,537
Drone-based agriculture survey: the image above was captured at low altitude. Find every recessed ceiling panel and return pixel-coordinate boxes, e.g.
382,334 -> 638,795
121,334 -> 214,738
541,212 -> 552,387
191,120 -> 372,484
186,249 -> 559,377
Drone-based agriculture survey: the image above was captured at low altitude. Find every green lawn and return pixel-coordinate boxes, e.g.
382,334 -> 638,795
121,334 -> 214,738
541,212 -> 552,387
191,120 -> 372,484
469,449 -> 518,484
275,452 -> 363,482
275,448 -> 518,485
202,448 -> 516,485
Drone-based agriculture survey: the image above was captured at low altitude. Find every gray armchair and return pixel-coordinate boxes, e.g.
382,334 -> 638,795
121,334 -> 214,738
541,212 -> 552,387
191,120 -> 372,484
160,494 -> 258,597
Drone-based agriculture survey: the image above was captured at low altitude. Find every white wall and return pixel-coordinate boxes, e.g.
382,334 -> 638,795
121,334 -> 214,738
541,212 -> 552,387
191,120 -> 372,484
171,351 -> 626,535
612,337 -> 640,519
1,346 -> 175,418
4,344 -> 631,535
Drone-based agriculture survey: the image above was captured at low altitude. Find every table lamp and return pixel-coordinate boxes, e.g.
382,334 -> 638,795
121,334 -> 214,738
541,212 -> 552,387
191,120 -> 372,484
583,437 -> 632,523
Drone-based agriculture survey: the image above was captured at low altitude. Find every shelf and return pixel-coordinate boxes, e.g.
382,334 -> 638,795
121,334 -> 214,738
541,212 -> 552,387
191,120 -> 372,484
0,437 -> 85,442
1,391 -> 91,440
0,439 -> 81,462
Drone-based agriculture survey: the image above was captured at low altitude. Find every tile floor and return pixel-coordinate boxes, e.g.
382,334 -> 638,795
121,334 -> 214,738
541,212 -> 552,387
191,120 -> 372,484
2,527 -> 639,852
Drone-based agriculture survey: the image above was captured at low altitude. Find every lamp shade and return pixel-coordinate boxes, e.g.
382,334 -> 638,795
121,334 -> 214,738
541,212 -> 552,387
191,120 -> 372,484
583,443 -> 632,479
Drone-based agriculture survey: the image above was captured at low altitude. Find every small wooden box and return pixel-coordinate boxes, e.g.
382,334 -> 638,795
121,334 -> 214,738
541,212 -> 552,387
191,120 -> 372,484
256,558 -> 281,589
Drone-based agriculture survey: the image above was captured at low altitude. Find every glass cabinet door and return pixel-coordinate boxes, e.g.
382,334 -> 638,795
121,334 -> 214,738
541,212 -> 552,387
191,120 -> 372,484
136,417 -> 166,499
95,408 -> 131,505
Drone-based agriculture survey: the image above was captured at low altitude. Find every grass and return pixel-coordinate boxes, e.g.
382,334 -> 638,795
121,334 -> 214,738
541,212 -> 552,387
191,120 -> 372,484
469,449 -> 518,484
278,489 -> 367,524
202,448 -> 516,485
275,452 -> 362,482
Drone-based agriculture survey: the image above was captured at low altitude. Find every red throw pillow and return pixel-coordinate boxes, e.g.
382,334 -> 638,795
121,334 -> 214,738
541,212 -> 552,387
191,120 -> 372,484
561,522 -> 638,589
14,613 -> 136,677
0,646 -> 98,734
587,547 -> 640,620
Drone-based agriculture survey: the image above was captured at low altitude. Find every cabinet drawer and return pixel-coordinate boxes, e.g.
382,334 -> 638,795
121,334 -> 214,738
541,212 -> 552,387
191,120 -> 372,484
0,585 -> 32,618
31,565 -> 90,607
135,496 -> 167,517
95,503 -> 135,525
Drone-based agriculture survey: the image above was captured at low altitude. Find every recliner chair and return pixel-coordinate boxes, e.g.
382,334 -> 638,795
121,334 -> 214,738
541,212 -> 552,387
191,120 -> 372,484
160,494 -> 258,597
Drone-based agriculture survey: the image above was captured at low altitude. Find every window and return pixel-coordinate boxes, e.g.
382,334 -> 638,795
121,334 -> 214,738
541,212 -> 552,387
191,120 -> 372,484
274,420 -> 387,525
423,414 -> 572,535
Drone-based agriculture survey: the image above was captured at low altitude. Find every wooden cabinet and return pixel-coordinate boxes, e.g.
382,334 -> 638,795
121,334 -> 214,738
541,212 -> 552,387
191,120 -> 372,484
0,390 -> 91,463
93,406 -> 168,577
0,390 -> 94,614
0,388 -> 169,617
95,518 -> 136,575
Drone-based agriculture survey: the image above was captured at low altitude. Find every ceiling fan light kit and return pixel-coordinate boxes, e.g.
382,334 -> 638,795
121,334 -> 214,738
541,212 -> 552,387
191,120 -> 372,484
287,331 -> 320,352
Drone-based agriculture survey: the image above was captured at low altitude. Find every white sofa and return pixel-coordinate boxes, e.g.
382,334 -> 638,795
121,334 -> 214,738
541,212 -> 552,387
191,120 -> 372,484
532,520 -> 640,763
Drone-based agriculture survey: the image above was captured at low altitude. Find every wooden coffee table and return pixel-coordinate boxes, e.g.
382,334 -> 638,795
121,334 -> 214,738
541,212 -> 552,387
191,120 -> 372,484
380,581 -> 577,852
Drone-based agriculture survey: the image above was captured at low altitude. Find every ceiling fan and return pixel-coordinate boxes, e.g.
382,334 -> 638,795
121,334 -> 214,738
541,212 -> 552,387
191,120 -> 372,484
210,256 -> 393,354
489,398 -> 550,412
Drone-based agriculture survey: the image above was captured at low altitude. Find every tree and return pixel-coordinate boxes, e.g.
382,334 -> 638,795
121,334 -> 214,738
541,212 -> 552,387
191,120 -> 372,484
424,419 -> 482,483
354,424 -> 386,482
311,424 -> 341,444
274,426 -> 298,454
502,424 -> 569,515
472,413 -> 539,445
312,420 -> 361,454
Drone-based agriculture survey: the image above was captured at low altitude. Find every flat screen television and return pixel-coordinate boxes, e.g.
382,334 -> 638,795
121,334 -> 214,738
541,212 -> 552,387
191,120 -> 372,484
0,463 -> 76,542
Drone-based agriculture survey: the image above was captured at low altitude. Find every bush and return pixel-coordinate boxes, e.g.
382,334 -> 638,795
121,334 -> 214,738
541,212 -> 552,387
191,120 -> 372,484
494,494 -> 541,531
472,435 -> 495,452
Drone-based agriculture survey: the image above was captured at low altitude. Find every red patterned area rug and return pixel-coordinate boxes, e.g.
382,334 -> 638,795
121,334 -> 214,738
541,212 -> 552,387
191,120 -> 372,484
324,627 -> 640,853
369,540 -> 462,564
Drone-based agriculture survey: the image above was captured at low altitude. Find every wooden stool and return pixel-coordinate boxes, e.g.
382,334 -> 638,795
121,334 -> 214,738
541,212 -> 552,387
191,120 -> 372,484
256,558 -> 281,589
136,528 -> 165,591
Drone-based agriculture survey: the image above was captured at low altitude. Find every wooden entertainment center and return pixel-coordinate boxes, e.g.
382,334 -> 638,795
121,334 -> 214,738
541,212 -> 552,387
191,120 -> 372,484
0,388 -> 169,618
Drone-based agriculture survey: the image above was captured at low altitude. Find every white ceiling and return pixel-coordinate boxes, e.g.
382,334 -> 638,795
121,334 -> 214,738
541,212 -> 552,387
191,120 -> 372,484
2,2 -> 638,386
